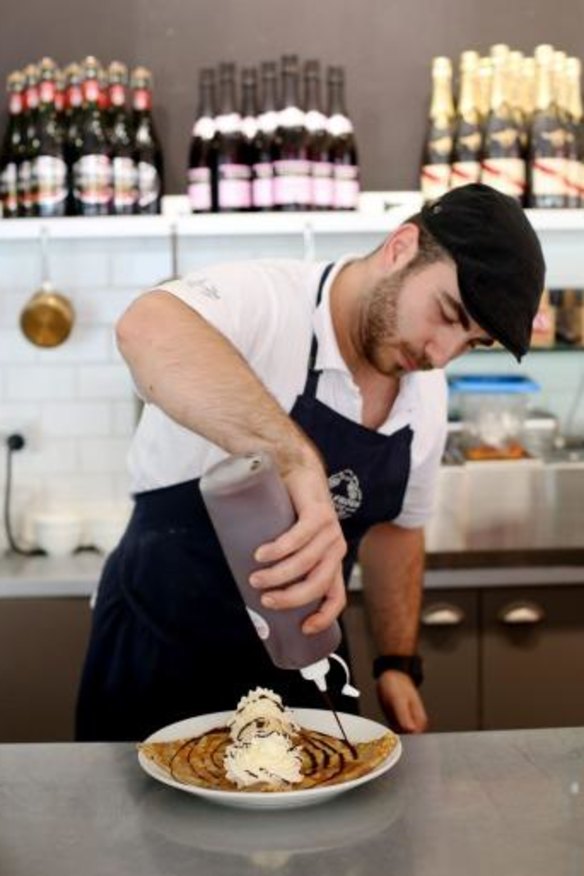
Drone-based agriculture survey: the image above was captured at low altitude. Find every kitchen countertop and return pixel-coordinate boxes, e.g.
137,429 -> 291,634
1,546 -> 584,600
1,728 -> 582,876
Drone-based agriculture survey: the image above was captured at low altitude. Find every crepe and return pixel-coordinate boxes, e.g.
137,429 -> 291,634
139,724 -> 397,793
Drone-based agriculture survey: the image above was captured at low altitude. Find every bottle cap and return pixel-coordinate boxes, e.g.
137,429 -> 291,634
300,658 -> 330,691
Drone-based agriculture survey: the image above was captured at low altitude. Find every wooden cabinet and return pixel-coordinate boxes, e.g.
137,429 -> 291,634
345,583 -> 584,732
0,598 -> 91,743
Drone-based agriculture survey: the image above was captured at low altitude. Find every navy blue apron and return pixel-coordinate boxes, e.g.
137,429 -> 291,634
76,264 -> 413,741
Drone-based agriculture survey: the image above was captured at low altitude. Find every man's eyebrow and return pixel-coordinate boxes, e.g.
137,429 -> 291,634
442,291 -> 492,344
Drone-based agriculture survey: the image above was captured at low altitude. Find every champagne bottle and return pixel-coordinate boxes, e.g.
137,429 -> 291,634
564,57 -> 583,208
131,66 -> 163,215
420,57 -> 454,202
188,68 -> 216,214
327,66 -> 359,210
273,55 -> 311,211
34,57 -> 67,217
527,52 -> 566,208
481,55 -> 526,204
0,72 -> 26,219
508,50 -> 527,152
63,63 -> 84,215
251,61 -> 278,211
450,53 -> 482,189
73,56 -> 112,216
20,64 -> 41,217
476,57 -> 493,121
304,60 -> 333,210
213,62 -> 251,212
108,62 -> 137,216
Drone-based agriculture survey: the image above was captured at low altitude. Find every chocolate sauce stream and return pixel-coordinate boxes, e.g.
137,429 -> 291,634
319,690 -> 357,758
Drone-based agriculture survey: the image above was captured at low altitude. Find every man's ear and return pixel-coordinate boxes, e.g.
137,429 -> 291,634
379,223 -> 420,271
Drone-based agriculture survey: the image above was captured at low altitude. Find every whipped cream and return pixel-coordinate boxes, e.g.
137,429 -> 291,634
225,687 -> 303,789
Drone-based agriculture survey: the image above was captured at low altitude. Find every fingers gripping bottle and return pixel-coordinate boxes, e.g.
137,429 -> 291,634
200,451 -> 359,698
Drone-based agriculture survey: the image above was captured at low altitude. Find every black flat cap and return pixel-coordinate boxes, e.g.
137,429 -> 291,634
420,183 -> 546,361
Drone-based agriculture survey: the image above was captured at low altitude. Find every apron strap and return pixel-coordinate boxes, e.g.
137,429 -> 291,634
304,262 -> 335,399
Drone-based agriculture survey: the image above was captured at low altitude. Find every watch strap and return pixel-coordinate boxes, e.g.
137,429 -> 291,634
372,654 -> 424,687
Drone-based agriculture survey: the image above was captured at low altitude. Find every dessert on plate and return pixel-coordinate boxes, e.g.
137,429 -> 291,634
139,687 -> 397,793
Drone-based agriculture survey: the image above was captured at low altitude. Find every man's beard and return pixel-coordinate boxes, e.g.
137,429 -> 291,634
360,268 -> 432,375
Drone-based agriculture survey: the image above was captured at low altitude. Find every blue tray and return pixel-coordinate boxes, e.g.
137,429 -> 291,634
448,375 -> 540,394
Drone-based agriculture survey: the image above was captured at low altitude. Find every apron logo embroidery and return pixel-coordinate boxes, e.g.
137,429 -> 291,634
328,469 -> 363,520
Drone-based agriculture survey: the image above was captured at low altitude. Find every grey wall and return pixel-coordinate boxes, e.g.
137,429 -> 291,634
2,0 -> 584,194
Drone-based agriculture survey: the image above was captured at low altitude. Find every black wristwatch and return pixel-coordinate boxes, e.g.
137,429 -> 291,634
372,654 -> 424,687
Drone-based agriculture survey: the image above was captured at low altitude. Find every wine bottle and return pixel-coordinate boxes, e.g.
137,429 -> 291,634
304,60 -> 333,210
420,57 -> 454,203
213,62 -> 251,212
131,66 -> 163,215
272,55 -> 311,211
251,61 -> 278,211
327,66 -> 359,210
565,57 -> 583,208
107,62 -> 137,216
20,64 -> 41,217
188,68 -> 216,214
73,56 -> 113,216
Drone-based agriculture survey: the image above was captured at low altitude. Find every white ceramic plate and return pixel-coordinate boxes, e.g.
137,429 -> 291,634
138,708 -> 402,810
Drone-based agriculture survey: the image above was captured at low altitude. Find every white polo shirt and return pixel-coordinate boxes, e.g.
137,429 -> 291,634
127,257 -> 448,528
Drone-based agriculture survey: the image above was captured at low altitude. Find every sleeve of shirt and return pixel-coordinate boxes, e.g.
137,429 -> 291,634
154,262 -> 279,362
391,371 -> 448,529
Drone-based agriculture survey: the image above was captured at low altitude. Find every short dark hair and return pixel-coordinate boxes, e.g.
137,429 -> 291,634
368,213 -> 451,273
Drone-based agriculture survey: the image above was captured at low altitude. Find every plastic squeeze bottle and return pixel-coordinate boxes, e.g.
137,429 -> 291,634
199,451 -> 359,699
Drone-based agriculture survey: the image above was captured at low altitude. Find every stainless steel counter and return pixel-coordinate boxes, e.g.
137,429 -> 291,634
1,728 -> 582,876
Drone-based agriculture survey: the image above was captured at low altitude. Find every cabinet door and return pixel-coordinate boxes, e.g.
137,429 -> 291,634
343,595 -> 384,723
482,586 -> 584,730
0,598 -> 91,742
419,589 -> 480,731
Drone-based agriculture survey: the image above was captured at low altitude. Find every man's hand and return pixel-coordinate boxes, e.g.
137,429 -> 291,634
377,670 -> 428,734
248,462 -> 347,634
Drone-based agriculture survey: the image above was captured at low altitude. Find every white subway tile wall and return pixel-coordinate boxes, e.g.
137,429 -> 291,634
0,230 -> 583,553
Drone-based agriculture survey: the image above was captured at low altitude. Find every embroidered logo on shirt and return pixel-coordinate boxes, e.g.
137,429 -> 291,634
183,277 -> 221,299
328,469 -> 363,520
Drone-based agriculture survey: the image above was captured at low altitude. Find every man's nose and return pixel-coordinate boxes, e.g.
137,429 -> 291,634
427,334 -> 467,369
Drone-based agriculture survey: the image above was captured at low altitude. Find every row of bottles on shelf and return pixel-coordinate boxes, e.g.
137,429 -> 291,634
0,55 -> 163,218
188,56 -> 360,213
421,43 -> 584,208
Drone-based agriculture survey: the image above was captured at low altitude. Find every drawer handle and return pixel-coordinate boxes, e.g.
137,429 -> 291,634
421,603 -> 465,626
498,601 -> 545,625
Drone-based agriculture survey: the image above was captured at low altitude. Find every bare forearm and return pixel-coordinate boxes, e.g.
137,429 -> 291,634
359,523 -> 425,654
117,290 -> 317,472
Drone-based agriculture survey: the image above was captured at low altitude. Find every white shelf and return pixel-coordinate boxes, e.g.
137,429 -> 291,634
1,195 -> 584,243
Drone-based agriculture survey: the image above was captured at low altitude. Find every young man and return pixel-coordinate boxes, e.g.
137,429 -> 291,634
76,183 -> 545,741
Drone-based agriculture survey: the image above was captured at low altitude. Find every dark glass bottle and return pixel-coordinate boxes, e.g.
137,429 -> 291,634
131,66 -> 164,215
304,60 -> 333,210
188,68 -> 216,214
481,56 -> 526,204
0,71 -> 26,219
240,67 -> 259,208
527,53 -> 566,208
450,54 -> 482,189
72,57 -> 113,216
420,57 -> 454,203
108,62 -> 137,215
20,64 -> 41,217
272,55 -> 311,211
213,62 -> 251,212
251,61 -> 279,211
34,58 -> 67,217
327,66 -> 360,210
63,63 -> 84,215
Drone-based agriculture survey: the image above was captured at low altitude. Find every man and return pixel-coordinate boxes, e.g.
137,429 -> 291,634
76,183 -> 545,742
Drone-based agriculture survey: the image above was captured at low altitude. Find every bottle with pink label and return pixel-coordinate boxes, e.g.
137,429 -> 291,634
214,63 -> 251,212
188,68 -> 216,214
327,66 -> 360,211
251,61 -> 279,211
304,60 -> 334,211
273,55 -> 312,211
200,451 -> 358,696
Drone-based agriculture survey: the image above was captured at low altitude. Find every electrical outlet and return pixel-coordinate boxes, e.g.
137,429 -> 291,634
0,418 -> 40,452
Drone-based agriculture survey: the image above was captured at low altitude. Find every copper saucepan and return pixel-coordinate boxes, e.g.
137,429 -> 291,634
20,229 -> 75,348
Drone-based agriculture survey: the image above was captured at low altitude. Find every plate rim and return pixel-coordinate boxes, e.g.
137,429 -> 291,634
137,708 -> 402,804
